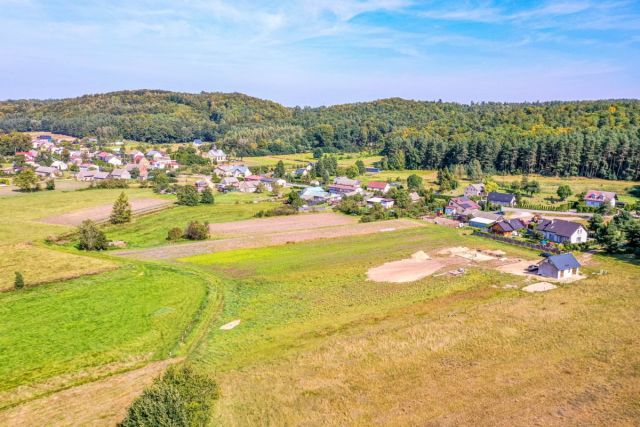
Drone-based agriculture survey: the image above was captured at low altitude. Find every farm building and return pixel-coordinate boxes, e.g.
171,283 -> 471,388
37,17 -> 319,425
329,177 -> 362,195
35,166 -> 59,178
109,169 -> 131,180
538,253 -> 581,279
584,190 -> 616,208
469,217 -> 495,228
487,192 -> 517,207
536,219 -> 587,244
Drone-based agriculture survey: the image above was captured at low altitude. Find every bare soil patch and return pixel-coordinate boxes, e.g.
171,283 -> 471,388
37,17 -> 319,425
116,219 -> 423,260
209,212 -> 357,237
367,257 -> 445,283
0,359 -> 180,426
522,282 -> 557,292
438,246 -> 496,261
40,198 -> 171,226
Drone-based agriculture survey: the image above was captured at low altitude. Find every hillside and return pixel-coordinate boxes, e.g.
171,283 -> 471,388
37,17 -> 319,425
2,91 -> 640,179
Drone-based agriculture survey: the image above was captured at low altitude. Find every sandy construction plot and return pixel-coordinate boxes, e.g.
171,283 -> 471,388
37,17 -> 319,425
209,213 -> 357,237
0,359 -> 179,426
368,257 -> 444,283
116,219 -> 423,260
40,198 -> 172,226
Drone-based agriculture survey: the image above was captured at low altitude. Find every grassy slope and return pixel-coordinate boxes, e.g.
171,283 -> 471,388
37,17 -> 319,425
179,226 -> 640,425
0,262 -> 208,402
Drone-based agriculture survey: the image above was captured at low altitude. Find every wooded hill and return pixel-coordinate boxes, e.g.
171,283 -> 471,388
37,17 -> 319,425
1,90 -> 640,179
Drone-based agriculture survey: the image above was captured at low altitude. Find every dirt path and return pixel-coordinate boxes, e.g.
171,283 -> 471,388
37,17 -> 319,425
116,219 -> 424,260
40,198 -> 172,226
0,359 -> 181,427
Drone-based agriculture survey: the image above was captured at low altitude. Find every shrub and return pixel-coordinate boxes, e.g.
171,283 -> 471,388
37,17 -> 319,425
254,205 -> 298,217
176,185 -> 200,206
77,220 -> 108,250
184,221 -> 209,240
200,188 -> 214,204
93,179 -> 129,189
14,272 -> 24,289
167,227 -> 183,241
119,365 -> 218,427
14,169 -> 39,192
45,179 -> 55,190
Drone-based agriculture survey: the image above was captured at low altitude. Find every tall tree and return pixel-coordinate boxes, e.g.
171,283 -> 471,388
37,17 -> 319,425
110,192 -> 132,224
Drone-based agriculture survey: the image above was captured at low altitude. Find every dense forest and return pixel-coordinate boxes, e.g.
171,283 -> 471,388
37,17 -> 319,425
1,90 -> 640,179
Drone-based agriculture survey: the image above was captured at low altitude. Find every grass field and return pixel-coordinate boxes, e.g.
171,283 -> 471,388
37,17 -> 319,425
177,226 -> 640,425
104,192 -> 279,248
0,262 -> 209,407
0,244 -> 116,291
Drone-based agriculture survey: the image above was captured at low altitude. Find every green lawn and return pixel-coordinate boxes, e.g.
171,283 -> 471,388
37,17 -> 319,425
0,262 -> 208,401
104,192 -> 279,248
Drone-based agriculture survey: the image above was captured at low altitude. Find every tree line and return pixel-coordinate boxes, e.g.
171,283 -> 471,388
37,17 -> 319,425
2,90 -> 640,179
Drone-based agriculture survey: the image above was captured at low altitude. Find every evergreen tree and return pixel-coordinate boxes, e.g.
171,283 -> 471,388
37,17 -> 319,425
110,192 -> 132,224
14,272 -> 24,289
355,159 -> 366,175
274,160 -> 286,178
467,159 -> 483,181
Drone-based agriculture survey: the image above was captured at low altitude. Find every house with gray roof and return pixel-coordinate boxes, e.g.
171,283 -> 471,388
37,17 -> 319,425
487,192 -> 516,207
536,219 -> 587,244
538,253 -> 581,279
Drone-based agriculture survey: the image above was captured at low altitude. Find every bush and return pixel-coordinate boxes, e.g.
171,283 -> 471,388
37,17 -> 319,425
254,205 -> 298,217
77,220 -> 108,250
200,188 -> 214,204
119,365 -> 218,427
167,227 -> 183,241
14,272 -> 24,289
93,179 -> 129,189
45,179 -> 55,190
184,221 -> 209,240
176,185 -> 200,206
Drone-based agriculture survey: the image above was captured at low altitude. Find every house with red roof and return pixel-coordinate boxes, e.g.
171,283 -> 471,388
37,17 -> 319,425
366,181 -> 390,194
584,190 -> 616,208
445,197 -> 481,217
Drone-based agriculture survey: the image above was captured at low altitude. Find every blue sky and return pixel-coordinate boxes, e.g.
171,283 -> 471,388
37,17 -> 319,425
1,0 -> 639,105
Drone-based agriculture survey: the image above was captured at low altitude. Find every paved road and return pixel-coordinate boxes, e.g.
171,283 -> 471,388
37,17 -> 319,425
502,207 -> 594,218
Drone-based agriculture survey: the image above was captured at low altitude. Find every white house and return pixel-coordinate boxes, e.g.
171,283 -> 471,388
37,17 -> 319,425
538,253 -> 581,279
207,148 -> 227,163
366,197 -> 395,209
536,219 -> 587,244
464,183 -> 485,198
50,160 -> 68,171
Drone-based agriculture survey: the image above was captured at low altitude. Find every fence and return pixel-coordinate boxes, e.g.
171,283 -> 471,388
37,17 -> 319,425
472,231 -> 562,254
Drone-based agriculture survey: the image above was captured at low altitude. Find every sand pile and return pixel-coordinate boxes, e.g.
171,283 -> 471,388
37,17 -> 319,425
438,246 -> 495,262
411,250 -> 430,260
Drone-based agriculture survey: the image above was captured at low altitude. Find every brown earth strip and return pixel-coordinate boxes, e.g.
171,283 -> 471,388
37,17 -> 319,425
209,212 -> 357,237
115,219 -> 424,260
39,198 -> 172,226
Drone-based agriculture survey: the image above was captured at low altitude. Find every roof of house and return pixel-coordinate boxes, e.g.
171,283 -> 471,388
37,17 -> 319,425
492,218 -> 526,232
367,181 -> 389,190
584,190 -> 616,202
208,149 -> 226,157
35,166 -> 57,174
469,217 -> 496,225
545,253 -> 581,270
221,177 -> 239,184
536,219 -> 584,237
448,197 -> 481,211
110,169 -> 129,177
466,183 -> 485,191
93,171 -> 110,179
333,177 -> 360,187
488,192 -> 516,203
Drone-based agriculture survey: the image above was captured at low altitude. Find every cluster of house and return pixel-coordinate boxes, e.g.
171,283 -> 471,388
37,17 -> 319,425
210,164 -> 288,193
299,178 -> 419,208
3,134 -> 191,182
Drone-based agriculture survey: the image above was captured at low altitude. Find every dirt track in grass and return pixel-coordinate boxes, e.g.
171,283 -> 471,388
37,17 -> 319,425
39,198 -> 172,226
115,218 -> 423,260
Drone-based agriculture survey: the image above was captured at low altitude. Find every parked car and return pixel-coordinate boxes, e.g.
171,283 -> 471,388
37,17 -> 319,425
527,265 -> 539,272
540,252 -> 553,258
